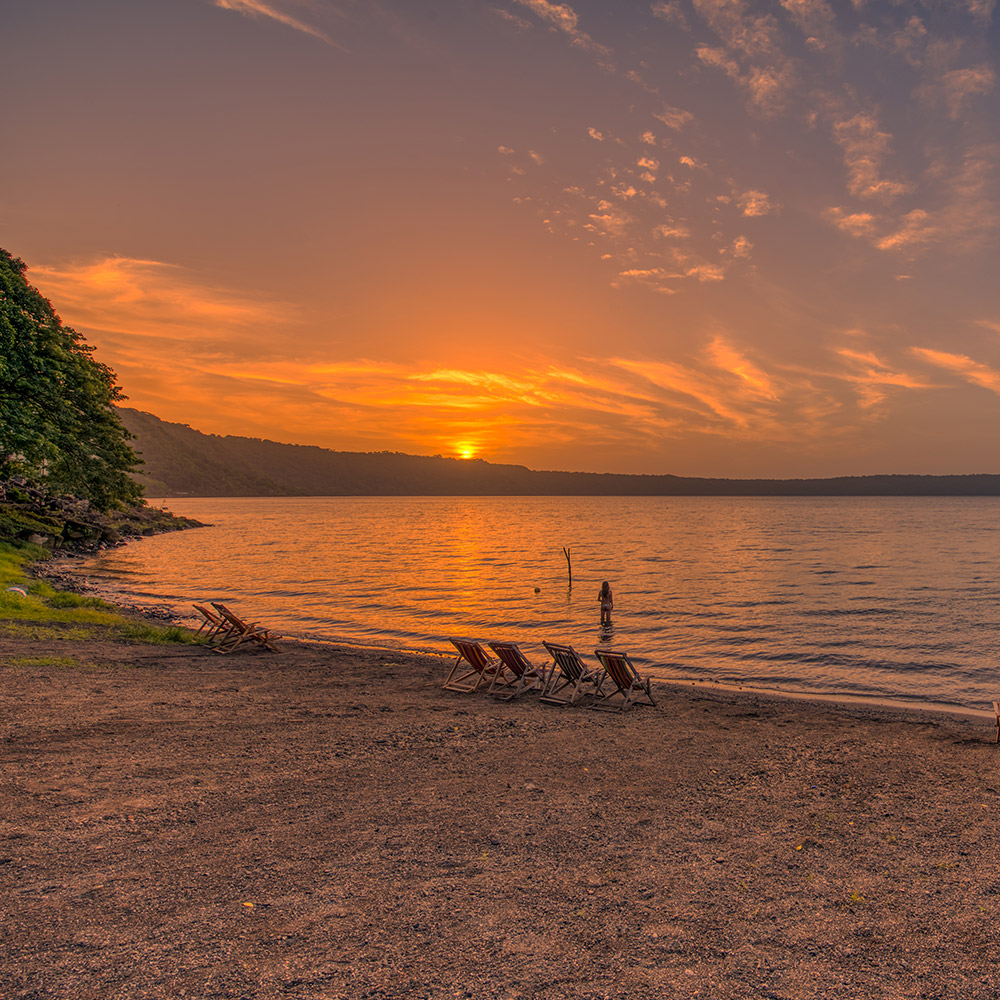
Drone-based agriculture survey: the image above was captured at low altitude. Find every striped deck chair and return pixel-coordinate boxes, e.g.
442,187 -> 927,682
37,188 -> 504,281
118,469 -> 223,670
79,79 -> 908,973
591,649 -> 657,712
210,603 -> 282,653
486,641 -> 547,700
443,638 -> 502,693
539,641 -> 605,706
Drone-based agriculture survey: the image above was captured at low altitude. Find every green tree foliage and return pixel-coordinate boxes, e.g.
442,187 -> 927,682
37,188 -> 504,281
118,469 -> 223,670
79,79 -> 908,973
0,248 -> 142,510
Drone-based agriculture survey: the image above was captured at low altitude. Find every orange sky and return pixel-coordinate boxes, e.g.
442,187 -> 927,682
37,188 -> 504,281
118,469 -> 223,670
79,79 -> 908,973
5,0 -> 1000,476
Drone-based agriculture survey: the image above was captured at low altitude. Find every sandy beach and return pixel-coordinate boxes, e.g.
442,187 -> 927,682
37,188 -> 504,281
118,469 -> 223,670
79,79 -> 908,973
2,625 -> 1000,999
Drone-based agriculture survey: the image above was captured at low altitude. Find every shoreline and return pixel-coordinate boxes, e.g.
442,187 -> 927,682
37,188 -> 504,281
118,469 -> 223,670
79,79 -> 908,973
31,550 -> 997,731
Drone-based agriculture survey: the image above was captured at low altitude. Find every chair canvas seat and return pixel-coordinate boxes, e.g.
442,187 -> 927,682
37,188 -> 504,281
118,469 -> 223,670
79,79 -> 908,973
591,649 -> 656,712
486,641 -> 547,700
539,641 -> 605,706
443,638 -> 503,693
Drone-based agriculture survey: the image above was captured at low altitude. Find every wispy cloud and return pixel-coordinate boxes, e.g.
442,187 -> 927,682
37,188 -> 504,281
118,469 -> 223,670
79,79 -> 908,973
836,348 -> 934,407
911,348 -> 1000,394
212,0 -> 341,47
512,0 -> 614,67
29,256 -> 291,344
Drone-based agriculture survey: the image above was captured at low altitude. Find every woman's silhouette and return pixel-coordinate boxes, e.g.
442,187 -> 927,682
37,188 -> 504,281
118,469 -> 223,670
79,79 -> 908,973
598,580 -> 614,626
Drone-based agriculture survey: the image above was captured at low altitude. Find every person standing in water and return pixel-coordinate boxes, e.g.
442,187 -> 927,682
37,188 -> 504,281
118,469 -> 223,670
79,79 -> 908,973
598,580 -> 614,625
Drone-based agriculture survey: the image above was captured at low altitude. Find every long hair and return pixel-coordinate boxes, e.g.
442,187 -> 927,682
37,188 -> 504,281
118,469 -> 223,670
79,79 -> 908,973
600,580 -> 611,600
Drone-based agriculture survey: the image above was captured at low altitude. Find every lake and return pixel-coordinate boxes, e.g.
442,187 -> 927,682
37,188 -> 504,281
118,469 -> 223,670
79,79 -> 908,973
78,496 -> 1000,712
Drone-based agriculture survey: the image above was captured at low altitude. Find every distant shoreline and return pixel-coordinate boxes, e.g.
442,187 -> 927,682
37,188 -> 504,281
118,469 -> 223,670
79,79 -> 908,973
121,408 -> 1000,498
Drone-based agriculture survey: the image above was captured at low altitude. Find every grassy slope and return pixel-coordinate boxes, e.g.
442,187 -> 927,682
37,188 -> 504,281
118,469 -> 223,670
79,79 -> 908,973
0,542 -> 200,667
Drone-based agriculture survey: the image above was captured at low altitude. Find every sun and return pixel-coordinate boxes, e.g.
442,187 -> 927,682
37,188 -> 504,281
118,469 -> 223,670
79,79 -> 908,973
456,442 -> 478,460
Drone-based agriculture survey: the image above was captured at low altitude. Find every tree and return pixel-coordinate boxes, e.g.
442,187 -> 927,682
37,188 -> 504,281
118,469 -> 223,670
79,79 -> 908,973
0,247 -> 143,510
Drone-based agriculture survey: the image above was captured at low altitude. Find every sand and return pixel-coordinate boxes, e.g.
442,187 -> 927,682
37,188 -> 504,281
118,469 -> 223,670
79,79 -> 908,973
2,627 -> 1000,999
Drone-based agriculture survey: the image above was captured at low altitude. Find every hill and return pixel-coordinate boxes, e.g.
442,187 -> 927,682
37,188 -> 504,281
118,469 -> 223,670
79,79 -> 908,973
119,409 -> 1000,497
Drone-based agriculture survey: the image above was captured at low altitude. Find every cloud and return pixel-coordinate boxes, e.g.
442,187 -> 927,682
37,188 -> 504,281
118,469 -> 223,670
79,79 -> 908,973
964,0 -> 997,25
831,112 -> 915,202
707,336 -> 779,399
690,0 -> 798,113
586,205 -> 632,238
779,0 -> 840,51
738,189 -> 774,216
652,105 -> 694,130
651,1 -> 691,30
512,0 -> 615,67
685,263 -> 726,281
823,208 -> 877,238
935,65 -> 996,119
212,0 -> 340,46
491,6 -> 533,29
887,15 -> 928,68
27,250 -> 961,467
836,348 -> 934,407
28,256 -> 290,346
697,44 -> 741,79
911,347 -> 1000,394
693,0 -> 784,61
824,143 -> 1000,253
725,235 -> 754,258
875,209 -> 936,251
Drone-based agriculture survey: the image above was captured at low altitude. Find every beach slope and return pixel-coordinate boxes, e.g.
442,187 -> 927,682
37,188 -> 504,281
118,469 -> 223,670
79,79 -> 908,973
2,636 -> 999,998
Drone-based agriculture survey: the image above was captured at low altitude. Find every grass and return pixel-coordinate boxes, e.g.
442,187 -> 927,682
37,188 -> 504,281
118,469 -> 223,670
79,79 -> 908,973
0,655 -> 104,671
0,541 -> 201,649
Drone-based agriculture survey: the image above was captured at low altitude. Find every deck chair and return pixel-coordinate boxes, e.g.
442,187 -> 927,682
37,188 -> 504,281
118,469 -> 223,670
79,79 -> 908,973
210,602 -> 282,653
193,604 -> 231,642
539,641 -> 605,706
486,641 -> 547,700
443,638 -> 503,693
591,649 -> 657,712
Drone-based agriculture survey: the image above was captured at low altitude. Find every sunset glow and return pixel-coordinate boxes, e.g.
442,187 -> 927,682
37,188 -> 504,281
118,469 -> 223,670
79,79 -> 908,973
5,1 -> 1000,476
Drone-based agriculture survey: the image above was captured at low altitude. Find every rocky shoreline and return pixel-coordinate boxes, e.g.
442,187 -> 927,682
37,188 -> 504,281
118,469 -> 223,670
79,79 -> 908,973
0,478 -> 204,554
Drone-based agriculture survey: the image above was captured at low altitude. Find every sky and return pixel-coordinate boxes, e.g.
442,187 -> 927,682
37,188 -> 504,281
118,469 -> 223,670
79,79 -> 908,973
4,0 -> 1000,477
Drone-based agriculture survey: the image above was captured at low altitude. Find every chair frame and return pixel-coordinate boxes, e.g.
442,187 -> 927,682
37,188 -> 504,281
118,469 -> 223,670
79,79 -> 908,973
443,638 -> 502,693
193,604 -> 230,642
486,641 -> 547,700
539,641 -> 605,706
591,649 -> 657,712
210,602 -> 282,653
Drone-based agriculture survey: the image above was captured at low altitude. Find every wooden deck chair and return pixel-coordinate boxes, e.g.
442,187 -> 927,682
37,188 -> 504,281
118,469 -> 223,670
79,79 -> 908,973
443,638 -> 502,693
486,641 -> 547,700
210,602 -> 282,653
591,649 -> 657,712
539,641 -> 605,706
193,604 -> 231,642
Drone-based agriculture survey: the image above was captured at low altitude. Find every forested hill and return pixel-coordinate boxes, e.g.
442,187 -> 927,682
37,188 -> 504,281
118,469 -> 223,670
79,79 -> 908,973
119,409 -> 1000,497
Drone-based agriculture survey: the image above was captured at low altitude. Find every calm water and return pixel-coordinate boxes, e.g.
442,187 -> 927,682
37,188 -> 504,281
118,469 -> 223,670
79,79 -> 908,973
79,496 -> 1000,712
